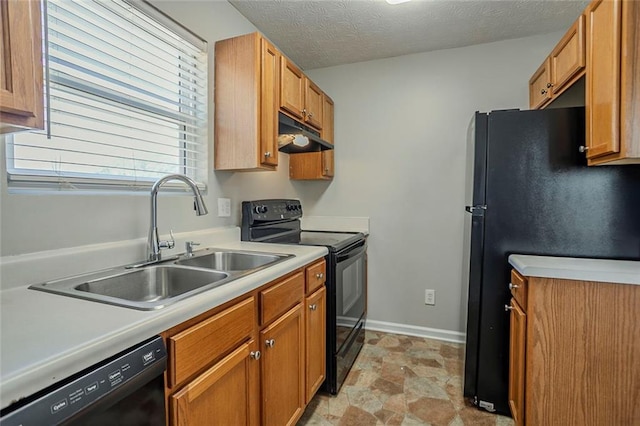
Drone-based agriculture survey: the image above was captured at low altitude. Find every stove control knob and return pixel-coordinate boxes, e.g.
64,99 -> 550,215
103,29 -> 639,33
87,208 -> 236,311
260,205 -> 268,214
254,205 -> 262,214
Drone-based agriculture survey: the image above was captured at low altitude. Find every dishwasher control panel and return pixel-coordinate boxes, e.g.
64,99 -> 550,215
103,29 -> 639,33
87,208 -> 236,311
0,336 -> 166,425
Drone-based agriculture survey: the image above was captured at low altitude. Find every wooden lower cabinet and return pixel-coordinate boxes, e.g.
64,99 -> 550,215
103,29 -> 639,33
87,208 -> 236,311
164,259 -> 327,426
507,298 -> 525,426
305,285 -> 326,403
171,340 -> 260,426
507,269 -> 640,425
261,304 -> 305,426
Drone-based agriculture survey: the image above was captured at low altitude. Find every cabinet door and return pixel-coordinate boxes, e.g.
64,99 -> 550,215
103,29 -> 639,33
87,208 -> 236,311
508,299 -> 526,426
0,0 -> 44,132
304,79 -> 323,130
260,37 -> 279,167
171,340 -> 260,426
585,0 -> 622,159
550,15 -> 585,95
528,58 -> 552,109
321,95 -> 335,178
261,304 -> 304,426
280,58 -> 305,120
305,286 -> 326,403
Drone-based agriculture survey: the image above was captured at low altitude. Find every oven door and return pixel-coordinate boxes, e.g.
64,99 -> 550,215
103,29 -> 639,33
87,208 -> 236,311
334,239 -> 367,353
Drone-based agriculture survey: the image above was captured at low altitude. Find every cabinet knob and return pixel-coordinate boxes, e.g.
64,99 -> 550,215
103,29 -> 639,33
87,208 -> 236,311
508,283 -> 519,290
301,108 -> 307,116
265,339 -> 275,348
540,89 -> 547,95
264,151 -> 272,158
578,145 -> 589,153
307,112 -> 313,118
309,304 -> 317,311
546,82 -> 553,88
315,272 -> 324,279
505,304 -> 514,312
250,350 -> 261,360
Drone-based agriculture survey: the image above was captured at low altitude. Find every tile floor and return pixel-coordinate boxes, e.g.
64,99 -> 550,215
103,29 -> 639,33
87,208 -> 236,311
297,330 -> 514,426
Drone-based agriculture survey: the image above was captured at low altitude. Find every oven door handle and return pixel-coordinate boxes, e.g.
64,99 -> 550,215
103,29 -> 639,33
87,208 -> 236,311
336,240 -> 367,262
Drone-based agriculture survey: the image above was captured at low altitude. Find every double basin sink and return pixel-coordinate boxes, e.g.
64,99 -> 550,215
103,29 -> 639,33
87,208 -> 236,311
29,249 -> 293,310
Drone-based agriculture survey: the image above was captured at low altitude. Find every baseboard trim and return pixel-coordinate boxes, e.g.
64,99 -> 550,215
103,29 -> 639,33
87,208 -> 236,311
364,319 -> 466,344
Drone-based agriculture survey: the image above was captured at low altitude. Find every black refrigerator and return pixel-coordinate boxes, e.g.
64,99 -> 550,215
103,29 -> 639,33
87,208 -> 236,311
461,107 -> 640,415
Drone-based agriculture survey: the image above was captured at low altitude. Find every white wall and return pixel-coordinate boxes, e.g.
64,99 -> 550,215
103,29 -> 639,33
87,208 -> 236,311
0,0 -> 563,334
0,1 -> 296,257
302,32 -> 563,333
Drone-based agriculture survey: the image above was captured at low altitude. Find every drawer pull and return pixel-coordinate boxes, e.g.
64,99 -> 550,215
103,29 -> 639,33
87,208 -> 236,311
309,304 -> 317,311
250,350 -> 261,360
265,339 -> 275,348
505,304 -> 514,312
316,273 -> 324,279
508,283 -> 519,290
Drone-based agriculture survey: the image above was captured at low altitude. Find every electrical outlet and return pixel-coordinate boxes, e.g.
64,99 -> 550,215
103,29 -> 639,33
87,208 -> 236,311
425,289 -> 436,306
217,198 -> 231,217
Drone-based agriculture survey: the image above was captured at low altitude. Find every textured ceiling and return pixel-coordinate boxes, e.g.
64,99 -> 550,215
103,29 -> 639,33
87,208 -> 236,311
228,0 -> 590,70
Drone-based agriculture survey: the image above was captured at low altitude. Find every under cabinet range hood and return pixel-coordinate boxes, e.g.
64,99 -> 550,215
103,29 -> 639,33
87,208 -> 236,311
277,113 -> 334,153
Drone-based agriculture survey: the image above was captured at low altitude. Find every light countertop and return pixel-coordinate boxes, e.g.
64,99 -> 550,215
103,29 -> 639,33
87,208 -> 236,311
0,229 -> 327,410
508,254 -> 640,285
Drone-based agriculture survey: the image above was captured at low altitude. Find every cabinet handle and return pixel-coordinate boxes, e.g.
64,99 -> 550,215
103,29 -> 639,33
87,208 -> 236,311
578,145 -> 589,153
315,272 -> 324,279
301,109 -> 307,116
265,339 -> 275,348
505,304 -> 514,312
250,350 -> 261,360
508,283 -> 519,290
264,151 -> 272,158
540,89 -> 547,95
546,82 -> 553,88
307,112 -> 313,118
309,304 -> 317,311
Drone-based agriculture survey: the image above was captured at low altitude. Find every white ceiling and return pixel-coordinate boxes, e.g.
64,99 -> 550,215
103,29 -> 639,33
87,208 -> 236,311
228,0 -> 590,70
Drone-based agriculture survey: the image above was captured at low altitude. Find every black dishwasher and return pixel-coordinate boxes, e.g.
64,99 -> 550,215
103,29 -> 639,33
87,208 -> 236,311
0,336 -> 167,426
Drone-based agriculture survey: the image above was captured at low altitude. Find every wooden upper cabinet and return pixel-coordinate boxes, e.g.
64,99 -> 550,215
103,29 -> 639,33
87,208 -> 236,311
529,14 -> 586,110
280,56 -> 324,130
214,32 -> 280,171
550,15 -> 586,94
304,79 -> 323,129
585,0 -> 621,159
0,0 -> 44,134
280,58 -> 305,121
529,58 -> 552,109
260,38 -> 279,167
585,0 -> 640,165
289,94 -> 334,180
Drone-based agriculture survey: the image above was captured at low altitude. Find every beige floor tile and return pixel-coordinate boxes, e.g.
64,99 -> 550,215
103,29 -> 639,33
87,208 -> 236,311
297,331 -> 514,426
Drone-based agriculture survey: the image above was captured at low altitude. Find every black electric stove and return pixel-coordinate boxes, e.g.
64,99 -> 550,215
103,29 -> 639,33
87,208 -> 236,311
241,199 -> 367,395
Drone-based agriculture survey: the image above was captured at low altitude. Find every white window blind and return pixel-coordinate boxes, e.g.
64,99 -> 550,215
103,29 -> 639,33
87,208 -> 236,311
7,0 -> 208,192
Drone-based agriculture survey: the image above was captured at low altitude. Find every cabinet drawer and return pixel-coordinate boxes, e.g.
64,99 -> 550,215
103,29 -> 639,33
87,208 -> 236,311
260,272 -> 304,326
510,270 -> 528,310
306,259 -> 326,294
168,297 -> 255,387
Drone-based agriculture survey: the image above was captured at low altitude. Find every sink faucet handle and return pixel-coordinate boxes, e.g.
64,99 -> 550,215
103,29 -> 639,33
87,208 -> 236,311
185,241 -> 200,256
159,229 -> 176,250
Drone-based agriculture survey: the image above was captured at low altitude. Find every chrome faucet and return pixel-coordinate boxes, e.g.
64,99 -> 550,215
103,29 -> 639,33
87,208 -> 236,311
148,174 -> 208,261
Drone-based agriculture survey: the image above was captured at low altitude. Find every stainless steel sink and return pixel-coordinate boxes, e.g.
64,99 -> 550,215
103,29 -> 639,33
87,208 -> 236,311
30,265 -> 231,310
175,249 -> 288,271
29,249 -> 294,310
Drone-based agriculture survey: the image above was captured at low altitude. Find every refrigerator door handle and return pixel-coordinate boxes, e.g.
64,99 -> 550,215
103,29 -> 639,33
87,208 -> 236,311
465,205 -> 487,216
